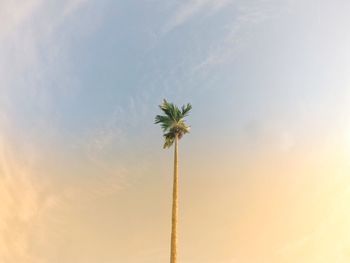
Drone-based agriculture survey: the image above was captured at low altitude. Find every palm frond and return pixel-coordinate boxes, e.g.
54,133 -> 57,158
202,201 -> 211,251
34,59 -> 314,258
155,115 -> 174,132
159,99 -> 182,121
155,99 -> 192,149
181,103 -> 192,117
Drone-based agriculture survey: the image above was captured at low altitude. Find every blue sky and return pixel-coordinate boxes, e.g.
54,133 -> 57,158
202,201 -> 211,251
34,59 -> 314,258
3,0 -> 350,147
4,1 -> 349,142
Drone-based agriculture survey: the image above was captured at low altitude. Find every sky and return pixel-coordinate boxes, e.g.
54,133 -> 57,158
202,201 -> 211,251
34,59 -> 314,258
1,0 -> 350,262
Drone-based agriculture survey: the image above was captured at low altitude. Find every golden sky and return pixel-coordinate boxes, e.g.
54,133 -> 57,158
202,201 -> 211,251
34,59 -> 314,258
1,125 -> 350,262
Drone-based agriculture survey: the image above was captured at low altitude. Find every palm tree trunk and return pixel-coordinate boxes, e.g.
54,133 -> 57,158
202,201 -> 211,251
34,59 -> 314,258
170,135 -> 179,263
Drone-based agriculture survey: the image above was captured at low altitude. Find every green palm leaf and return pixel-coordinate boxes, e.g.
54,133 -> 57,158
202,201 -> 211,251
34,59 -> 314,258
155,99 -> 192,148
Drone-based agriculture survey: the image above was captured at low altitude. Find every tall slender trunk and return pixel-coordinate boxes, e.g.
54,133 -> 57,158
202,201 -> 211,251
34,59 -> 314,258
170,135 -> 179,263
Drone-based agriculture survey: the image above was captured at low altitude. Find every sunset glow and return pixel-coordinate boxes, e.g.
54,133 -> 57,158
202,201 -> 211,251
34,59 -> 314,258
1,1 -> 350,262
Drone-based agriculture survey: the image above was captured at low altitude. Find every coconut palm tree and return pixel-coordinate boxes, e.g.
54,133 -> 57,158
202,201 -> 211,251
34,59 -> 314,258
155,99 -> 192,263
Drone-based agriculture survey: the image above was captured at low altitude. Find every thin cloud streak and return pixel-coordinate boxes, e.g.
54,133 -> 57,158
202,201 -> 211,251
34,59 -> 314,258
163,0 -> 233,32
193,0 -> 292,72
0,121 -> 57,263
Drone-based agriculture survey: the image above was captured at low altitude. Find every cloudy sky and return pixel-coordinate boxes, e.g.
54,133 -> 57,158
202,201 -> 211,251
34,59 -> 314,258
1,0 -> 350,262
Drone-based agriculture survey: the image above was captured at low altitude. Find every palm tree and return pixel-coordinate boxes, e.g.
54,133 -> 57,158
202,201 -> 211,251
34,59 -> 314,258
155,99 -> 192,263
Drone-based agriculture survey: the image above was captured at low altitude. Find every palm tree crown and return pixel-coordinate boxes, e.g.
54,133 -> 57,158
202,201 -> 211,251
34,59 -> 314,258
155,99 -> 192,148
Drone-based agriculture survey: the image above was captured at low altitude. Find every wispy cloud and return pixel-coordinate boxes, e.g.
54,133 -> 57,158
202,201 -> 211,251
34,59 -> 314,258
0,120 -> 57,263
193,0 -> 292,72
163,0 -> 233,32
63,0 -> 88,16
0,0 -> 103,146
0,0 -> 93,96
